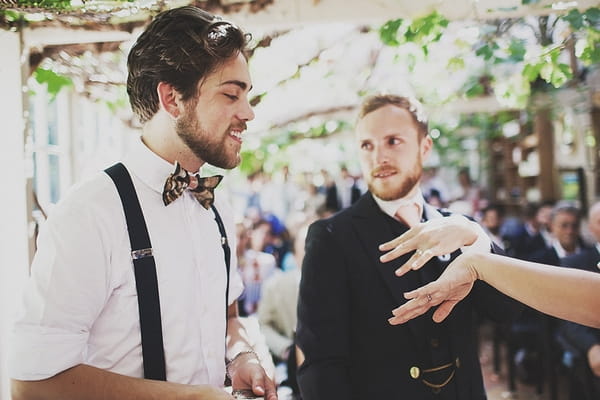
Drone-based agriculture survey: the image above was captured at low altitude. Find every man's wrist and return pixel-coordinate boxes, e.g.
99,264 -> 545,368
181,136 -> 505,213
226,350 -> 260,379
461,220 -> 492,254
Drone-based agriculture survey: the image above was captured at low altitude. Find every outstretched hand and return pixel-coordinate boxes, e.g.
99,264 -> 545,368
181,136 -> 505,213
379,215 -> 480,276
388,252 -> 479,324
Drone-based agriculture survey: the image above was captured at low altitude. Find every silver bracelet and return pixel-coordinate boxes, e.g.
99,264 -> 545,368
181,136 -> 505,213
226,350 -> 259,379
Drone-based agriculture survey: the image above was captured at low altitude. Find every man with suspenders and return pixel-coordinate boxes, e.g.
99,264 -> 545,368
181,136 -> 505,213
10,6 -> 276,400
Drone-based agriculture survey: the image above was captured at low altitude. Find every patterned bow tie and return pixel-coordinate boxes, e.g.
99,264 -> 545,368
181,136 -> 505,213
162,162 -> 223,209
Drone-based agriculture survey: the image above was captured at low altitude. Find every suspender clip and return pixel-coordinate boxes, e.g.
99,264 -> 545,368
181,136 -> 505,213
132,248 -> 153,260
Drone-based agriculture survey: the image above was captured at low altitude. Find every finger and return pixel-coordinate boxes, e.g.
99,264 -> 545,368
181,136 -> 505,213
388,306 -> 424,325
379,229 -> 416,251
248,369 -> 267,396
394,248 -> 436,275
432,301 -> 457,323
262,376 -> 278,400
389,300 -> 430,325
379,237 -> 420,263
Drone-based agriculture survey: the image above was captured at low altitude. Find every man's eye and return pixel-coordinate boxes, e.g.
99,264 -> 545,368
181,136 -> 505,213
224,94 -> 238,101
360,143 -> 372,150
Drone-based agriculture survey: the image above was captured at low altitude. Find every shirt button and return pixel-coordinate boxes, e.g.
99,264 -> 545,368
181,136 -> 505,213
430,338 -> 439,348
409,366 -> 420,379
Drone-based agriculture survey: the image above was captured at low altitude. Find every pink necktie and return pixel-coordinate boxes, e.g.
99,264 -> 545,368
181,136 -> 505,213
395,203 -> 421,228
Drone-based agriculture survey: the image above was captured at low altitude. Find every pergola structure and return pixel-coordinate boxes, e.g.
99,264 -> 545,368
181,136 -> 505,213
1,1 -> 599,398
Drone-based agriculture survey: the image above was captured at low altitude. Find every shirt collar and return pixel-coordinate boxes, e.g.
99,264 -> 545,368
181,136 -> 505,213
552,238 -> 579,258
125,136 -> 202,194
373,188 -> 424,220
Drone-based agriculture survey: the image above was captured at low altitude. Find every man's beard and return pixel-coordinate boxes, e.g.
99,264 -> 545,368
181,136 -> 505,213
368,160 -> 422,201
176,110 -> 239,170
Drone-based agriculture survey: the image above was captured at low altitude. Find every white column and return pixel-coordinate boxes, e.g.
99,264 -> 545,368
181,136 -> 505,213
0,30 -> 30,400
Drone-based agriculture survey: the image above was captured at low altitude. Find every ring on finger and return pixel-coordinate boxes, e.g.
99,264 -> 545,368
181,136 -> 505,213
426,294 -> 432,302
415,249 -> 424,256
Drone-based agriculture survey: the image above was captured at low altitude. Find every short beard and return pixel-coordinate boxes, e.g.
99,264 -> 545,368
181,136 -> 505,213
368,156 -> 423,201
176,105 -> 239,170
369,172 -> 421,200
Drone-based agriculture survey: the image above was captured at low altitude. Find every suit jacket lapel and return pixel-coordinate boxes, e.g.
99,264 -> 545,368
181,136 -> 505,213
350,193 -> 428,337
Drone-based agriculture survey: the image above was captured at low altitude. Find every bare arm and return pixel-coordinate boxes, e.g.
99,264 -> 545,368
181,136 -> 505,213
389,252 -> 600,329
11,364 -> 230,400
225,301 -> 278,400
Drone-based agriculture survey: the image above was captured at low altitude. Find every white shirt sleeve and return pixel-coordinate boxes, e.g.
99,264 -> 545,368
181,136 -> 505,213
10,180 -> 117,380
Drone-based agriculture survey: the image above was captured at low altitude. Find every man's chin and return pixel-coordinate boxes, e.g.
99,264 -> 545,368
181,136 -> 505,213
369,185 -> 411,201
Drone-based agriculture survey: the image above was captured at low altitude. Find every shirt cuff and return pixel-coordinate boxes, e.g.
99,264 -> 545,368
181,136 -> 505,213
460,221 -> 492,254
9,326 -> 87,381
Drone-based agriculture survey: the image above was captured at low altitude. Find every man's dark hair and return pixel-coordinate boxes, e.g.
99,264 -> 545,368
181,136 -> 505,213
127,6 -> 250,123
357,94 -> 428,138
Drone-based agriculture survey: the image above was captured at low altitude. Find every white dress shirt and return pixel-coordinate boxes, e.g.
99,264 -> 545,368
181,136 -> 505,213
373,188 -> 491,253
10,138 -> 244,387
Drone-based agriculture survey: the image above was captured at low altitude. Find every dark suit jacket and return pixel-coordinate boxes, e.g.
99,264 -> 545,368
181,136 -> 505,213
296,193 -> 521,400
558,246 -> 600,361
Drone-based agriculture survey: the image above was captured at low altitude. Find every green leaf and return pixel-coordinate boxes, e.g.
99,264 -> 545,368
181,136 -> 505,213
508,39 -> 526,62
2,10 -> 22,22
583,7 -> 600,26
447,56 -> 465,71
476,44 -> 495,60
465,82 -> 485,98
563,9 -> 584,30
34,67 -> 72,100
521,0 -> 541,4
523,62 -> 543,82
379,19 -> 403,46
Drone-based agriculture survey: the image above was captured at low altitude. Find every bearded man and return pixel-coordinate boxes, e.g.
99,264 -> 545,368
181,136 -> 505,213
296,94 -> 521,400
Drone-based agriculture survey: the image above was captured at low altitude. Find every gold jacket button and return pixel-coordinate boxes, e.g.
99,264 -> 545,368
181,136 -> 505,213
455,357 -> 461,368
410,366 -> 420,379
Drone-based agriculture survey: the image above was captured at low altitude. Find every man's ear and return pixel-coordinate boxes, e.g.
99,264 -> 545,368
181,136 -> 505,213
157,82 -> 183,119
420,135 -> 433,161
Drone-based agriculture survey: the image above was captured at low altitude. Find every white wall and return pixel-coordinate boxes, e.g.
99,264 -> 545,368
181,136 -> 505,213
0,30 -> 31,400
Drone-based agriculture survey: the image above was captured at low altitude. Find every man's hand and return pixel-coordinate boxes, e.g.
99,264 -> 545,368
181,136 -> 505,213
379,215 -> 480,276
388,252 -> 479,325
227,352 -> 278,400
588,344 -> 600,377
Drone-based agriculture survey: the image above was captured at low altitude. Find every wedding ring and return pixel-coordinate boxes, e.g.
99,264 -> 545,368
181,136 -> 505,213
416,249 -> 424,256
426,294 -> 432,302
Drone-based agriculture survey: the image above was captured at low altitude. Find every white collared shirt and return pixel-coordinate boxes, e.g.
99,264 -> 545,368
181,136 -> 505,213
10,138 -> 243,386
373,188 -> 491,253
552,238 -> 579,259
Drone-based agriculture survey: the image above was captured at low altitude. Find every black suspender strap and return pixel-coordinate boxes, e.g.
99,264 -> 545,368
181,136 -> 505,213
211,204 -> 231,322
105,163 -> 166,381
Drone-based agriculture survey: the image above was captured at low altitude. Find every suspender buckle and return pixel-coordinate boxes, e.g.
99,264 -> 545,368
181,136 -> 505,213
131,248 -> 153,260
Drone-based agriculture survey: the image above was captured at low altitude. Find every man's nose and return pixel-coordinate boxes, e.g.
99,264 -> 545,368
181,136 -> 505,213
239,98 -> 255,121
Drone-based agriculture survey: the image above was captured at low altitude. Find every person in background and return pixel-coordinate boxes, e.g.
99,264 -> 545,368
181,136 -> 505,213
324,165 -> 361,213
258,223 -> 310,397
238,219 -> 277,316
479,204 -> 506,250
296,94 -> 520,400
505,202 -> 553,259
453,168 -> 482,217
527,204 -> 585,265
9,6 -> 276,400
557,201 -> 600,399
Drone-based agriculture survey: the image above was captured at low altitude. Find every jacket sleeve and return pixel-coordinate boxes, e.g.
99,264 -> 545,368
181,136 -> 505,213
558,320 -> 600,357
296,220 -> 352,399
